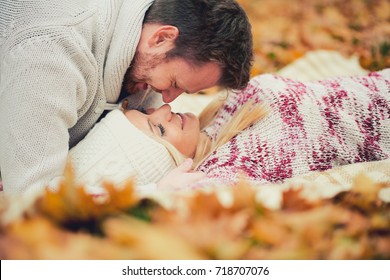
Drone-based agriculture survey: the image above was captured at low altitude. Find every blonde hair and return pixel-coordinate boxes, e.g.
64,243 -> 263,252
150,135 -> 186,166
193,94 -> 267,168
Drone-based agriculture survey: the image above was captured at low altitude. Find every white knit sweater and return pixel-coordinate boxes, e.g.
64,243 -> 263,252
0,0 -> 159,196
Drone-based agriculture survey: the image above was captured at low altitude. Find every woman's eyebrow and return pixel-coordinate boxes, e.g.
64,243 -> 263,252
147,119 -> 157,135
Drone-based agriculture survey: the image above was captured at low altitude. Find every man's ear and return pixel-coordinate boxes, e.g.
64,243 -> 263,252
148,25 -> 179,47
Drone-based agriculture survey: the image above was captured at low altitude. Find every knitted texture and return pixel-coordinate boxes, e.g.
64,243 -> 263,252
68,110 -> 176,193
0,0 -> 156,195
197,69 -> 390,187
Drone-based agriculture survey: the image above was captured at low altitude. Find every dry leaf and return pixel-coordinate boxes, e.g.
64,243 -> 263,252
237,0 -> 389,74
0,216 -> 140,259
37,163 -> 139,224
103,215 -> 205,260
152,189 -> 254,259
282,187 -> 321,211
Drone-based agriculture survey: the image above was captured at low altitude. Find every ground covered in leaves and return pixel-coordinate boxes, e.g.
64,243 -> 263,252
239,0 -> 390,75
0,167 -> 389,260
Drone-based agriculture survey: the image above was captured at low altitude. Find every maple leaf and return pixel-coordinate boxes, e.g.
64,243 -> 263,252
36,163 -> 139,225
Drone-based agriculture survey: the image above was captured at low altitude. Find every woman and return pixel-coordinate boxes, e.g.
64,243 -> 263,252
69,68 -> 390,192
67,106 -> 203,195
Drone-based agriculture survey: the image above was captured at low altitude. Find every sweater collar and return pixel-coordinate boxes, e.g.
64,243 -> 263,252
103,0 -> 154,103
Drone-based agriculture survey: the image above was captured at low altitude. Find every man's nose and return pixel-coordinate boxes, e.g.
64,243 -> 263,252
162,88 -> 185,103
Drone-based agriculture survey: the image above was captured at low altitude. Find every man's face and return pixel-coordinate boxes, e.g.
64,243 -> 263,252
124,51 -> 222,103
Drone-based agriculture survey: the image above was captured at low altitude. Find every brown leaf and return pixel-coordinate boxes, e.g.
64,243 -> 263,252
328,234 -> 372,260
36,163 -> 139,223
351,173 -> 386,202
250,216 -> 288,246
103,215 -> 205,260
0,216 -> 140,259
152,189 -> 254,259
335,173 -> 388,213
237,0 -> 389,73
282,187 -> 321,211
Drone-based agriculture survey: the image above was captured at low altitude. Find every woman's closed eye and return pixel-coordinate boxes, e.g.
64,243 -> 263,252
146,119 -> 165,137
157,123 -> 166,136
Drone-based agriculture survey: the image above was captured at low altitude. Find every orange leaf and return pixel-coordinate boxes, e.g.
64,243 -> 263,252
37,163 -> 139,223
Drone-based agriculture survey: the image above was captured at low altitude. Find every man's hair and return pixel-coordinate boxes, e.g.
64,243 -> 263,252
144,0 -> 253,90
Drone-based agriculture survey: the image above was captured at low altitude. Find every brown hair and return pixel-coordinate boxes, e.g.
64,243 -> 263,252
144,0 -> 253,90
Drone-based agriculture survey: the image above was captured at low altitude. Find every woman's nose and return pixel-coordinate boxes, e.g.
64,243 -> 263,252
153,104 -> 172,121
145,108 -> 155,114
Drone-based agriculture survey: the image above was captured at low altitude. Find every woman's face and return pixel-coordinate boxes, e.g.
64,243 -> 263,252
125,104 -> 201,158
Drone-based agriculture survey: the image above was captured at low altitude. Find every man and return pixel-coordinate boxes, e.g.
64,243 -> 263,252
0,0 -> 253,196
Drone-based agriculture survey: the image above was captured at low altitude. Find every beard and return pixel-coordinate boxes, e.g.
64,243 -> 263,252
123,51 -> 166,94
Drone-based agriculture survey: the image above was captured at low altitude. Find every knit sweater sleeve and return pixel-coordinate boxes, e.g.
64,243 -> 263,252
0,33 -> 94,196
195,69 -> 390,187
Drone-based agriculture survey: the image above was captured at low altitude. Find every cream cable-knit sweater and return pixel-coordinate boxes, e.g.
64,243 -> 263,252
197,69 -> 390,187
0,0 -> 157,196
